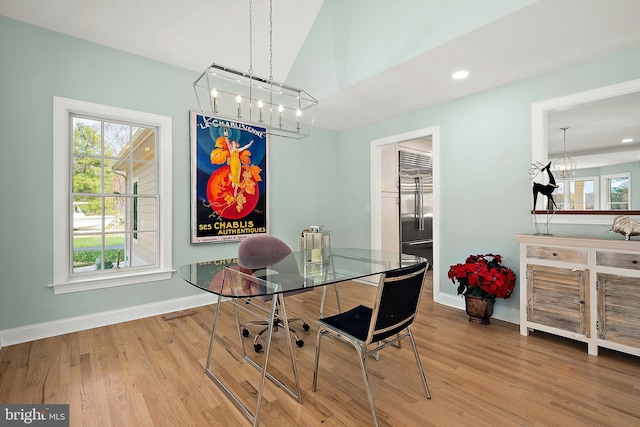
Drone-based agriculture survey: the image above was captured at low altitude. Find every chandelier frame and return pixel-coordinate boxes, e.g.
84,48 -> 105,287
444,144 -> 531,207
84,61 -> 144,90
193,0 -> 317,139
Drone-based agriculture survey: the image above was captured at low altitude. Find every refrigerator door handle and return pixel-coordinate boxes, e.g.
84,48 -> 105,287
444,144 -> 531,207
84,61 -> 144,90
413,177 -> 419,220
416,176 -> 425,231
408,239 -> 432,245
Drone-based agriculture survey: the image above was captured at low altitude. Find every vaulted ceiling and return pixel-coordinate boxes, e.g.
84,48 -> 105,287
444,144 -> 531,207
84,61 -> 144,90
2,0 -> 640,137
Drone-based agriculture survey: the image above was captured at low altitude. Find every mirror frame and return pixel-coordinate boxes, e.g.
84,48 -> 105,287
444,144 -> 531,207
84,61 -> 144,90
531,78 -> 640,225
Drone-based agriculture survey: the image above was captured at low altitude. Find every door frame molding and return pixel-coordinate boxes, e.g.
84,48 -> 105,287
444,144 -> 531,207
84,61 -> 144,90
370,126 -> 441,301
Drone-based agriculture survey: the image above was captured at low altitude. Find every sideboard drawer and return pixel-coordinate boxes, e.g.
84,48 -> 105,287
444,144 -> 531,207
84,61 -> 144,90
526,245 -> 588,264
596,251 -> 640,270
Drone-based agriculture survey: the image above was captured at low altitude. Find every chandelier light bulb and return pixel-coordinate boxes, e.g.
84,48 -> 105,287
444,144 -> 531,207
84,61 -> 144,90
236,95 -> 242,118
211,88 -> 218,113
278,104 -> 284,127
258,100 -> 264,122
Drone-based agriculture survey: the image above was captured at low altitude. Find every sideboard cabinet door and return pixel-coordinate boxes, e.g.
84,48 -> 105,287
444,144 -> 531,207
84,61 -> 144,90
597,273 -> 640,349
527,264 -> 589,336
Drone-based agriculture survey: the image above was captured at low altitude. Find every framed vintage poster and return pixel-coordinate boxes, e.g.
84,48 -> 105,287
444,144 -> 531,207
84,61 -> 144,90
190,111 -> 269,243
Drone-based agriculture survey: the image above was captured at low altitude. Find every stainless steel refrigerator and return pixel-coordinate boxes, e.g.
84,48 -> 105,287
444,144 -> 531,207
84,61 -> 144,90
399,150 -> 433,267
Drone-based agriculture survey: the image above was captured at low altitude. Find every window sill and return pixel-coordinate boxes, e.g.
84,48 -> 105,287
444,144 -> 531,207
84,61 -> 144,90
49,269 -> 175,294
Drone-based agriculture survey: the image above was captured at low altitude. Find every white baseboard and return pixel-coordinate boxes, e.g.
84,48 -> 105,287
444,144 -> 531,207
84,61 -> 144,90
0,293 -> 219,349
434,291 -> 465,309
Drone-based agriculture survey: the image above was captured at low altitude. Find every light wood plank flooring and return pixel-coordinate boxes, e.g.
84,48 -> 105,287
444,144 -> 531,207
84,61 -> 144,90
1,275 -> 640,426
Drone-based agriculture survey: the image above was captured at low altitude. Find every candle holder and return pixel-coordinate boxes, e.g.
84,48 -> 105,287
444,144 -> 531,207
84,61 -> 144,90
301,227 -> 331,272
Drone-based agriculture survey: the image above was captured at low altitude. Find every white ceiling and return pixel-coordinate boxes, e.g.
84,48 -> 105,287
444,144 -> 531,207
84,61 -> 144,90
2,0 -> 640,138
0,0 -> 323,82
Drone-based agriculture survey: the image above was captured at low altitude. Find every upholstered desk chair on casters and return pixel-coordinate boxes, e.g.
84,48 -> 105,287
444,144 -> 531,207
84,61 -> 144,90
237,234 -> 311,352
311,261 -> 431,427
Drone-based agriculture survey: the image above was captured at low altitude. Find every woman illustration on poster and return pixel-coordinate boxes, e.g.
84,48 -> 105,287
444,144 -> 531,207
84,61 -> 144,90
226,137 -> 253,196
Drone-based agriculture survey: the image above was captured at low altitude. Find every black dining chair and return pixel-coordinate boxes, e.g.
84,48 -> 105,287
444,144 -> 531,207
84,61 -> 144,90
311,261 -> 431,427
236,234 -> 311,352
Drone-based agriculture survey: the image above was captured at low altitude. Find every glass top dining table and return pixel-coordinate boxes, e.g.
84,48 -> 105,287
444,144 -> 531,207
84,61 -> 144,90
176,247 -> 425,427
178,247 -> 419,299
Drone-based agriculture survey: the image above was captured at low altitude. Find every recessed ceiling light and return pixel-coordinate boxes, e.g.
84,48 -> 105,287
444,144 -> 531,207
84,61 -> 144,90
452,70 -> 469,80
622,138 -> 634,143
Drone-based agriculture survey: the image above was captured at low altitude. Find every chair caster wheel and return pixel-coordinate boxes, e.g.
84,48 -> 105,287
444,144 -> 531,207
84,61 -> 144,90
302,323 -> 310,331
254,343 -> 263,352
296,339 -> 304,347
242,329 -> 249,337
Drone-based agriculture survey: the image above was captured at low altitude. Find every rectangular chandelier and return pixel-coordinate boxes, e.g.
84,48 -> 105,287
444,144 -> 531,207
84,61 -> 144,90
193,63 -> 318,139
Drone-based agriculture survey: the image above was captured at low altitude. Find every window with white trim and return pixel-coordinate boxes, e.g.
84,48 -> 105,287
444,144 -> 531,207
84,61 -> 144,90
52,97 -> 173,294
602,173 -> 630,210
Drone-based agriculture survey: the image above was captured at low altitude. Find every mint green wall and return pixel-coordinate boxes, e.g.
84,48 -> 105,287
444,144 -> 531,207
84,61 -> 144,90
333,47 -> 640,320
0,17 -> 340,330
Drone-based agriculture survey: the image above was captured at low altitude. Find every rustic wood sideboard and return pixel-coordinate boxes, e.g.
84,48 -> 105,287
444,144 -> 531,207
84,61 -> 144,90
516,234 -> 640,356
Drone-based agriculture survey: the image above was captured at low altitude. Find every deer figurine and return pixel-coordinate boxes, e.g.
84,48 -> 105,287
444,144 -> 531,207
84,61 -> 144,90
529,161 -> 559,235
531,161 -> 558,211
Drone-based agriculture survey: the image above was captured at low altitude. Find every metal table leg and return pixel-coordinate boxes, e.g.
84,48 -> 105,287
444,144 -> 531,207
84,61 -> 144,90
204,295 -> 302,426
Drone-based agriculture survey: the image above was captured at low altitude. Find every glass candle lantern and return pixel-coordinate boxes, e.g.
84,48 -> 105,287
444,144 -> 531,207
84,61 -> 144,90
301,228 -> 330,266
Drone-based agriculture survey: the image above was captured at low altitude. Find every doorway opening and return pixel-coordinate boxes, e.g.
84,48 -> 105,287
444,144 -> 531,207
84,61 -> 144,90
370,126 -> 440,300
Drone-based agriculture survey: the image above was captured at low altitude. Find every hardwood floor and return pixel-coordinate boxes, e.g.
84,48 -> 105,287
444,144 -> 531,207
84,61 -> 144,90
1,275 -> 640,426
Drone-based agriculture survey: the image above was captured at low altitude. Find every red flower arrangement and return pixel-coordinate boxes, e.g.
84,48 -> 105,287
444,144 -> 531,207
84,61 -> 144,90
447,253 -> 516,303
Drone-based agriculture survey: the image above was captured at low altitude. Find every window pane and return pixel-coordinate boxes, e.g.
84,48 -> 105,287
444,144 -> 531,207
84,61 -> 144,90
73,196 -> 111,231
106,234 -> 127,269
103,196 -> 122,230
110,157 -> 130,184
137,196 -> 157,231
73,233 -> 101,273
568,179 -> 594,210
73,156 -> 102,193
102,159 -> 127,194
609,177 -> 629,210
121,197 -> 132,232
132,162 -> 156,194
105,159 -> 128,195
130,231 -> 157,267
132,128 -> 155,161
73,118 -> 102,156
104,121 -> 132,157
